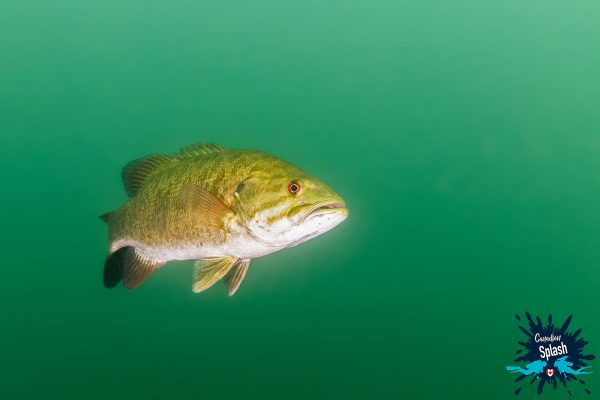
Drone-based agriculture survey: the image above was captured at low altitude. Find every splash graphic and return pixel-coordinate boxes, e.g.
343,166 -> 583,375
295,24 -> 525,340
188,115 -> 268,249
506,312 -> 595,396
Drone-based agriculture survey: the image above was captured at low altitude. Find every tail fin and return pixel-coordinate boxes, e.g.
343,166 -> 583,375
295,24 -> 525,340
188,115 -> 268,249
103,247 -> 128,288
99,212 -> 113,223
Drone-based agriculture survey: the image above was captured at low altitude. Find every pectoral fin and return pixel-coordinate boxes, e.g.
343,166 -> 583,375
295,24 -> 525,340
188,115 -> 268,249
224,259 -> 250,296
192,257 -> 238,293
180,184 -> 234,227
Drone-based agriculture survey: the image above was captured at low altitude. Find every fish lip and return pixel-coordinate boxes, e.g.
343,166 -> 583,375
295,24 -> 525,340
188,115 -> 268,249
287,200 -> 348,225
305,200 -> 348,220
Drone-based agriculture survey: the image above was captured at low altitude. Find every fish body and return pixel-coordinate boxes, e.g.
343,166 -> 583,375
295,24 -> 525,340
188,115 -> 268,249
101,143 -> 348,295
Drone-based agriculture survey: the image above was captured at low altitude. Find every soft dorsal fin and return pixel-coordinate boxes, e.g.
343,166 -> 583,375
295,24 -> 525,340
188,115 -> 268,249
177,142 -> 224,159
122,155 -> 175,197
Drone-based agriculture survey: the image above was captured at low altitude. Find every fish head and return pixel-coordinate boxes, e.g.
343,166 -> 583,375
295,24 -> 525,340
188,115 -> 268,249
234,158 -> 348,248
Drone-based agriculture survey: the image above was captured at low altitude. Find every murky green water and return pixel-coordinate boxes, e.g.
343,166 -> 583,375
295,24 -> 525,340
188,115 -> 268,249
1,1 -> 599,399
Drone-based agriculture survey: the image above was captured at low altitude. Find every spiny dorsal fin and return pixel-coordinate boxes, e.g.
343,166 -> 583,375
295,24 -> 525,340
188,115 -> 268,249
177,142 -> 224,159
223,259 -> 250,296
180,183 -> 234,227
192,256 -> 239,293
122,155 -> 175,197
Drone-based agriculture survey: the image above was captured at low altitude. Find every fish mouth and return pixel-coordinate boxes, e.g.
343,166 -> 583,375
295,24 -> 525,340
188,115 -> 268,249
288,200 -> 348,225
304,200 -> 348,221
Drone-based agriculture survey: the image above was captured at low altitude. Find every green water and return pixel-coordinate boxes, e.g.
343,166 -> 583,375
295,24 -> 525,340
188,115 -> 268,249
1,1 -> 599,399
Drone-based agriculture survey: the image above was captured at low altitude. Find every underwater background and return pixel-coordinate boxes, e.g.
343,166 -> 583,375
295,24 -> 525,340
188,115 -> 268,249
1,1 -> 599,399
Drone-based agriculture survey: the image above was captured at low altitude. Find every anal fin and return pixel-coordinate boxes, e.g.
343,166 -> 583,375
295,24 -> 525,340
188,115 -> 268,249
192,257 -> 238,293
122,248 -> 164,289
103,246 -> 164,290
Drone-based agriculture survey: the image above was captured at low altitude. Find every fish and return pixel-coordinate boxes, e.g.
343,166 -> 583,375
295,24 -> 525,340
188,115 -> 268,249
100,142 -> 348,296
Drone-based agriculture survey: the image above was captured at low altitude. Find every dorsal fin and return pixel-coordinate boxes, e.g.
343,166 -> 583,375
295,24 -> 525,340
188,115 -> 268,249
121,155 -> 174,197
121,143 -> 224,197
177,142 -> 225,159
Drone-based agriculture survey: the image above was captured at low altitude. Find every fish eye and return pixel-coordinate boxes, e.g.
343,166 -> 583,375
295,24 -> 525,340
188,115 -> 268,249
287,181 -> 302,195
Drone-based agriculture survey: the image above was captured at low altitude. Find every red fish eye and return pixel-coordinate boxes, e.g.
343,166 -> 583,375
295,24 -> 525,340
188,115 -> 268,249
288,181 -> 301,195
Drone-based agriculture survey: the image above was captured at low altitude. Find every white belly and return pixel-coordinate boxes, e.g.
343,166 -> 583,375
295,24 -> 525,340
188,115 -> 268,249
111,230 -> 283,263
